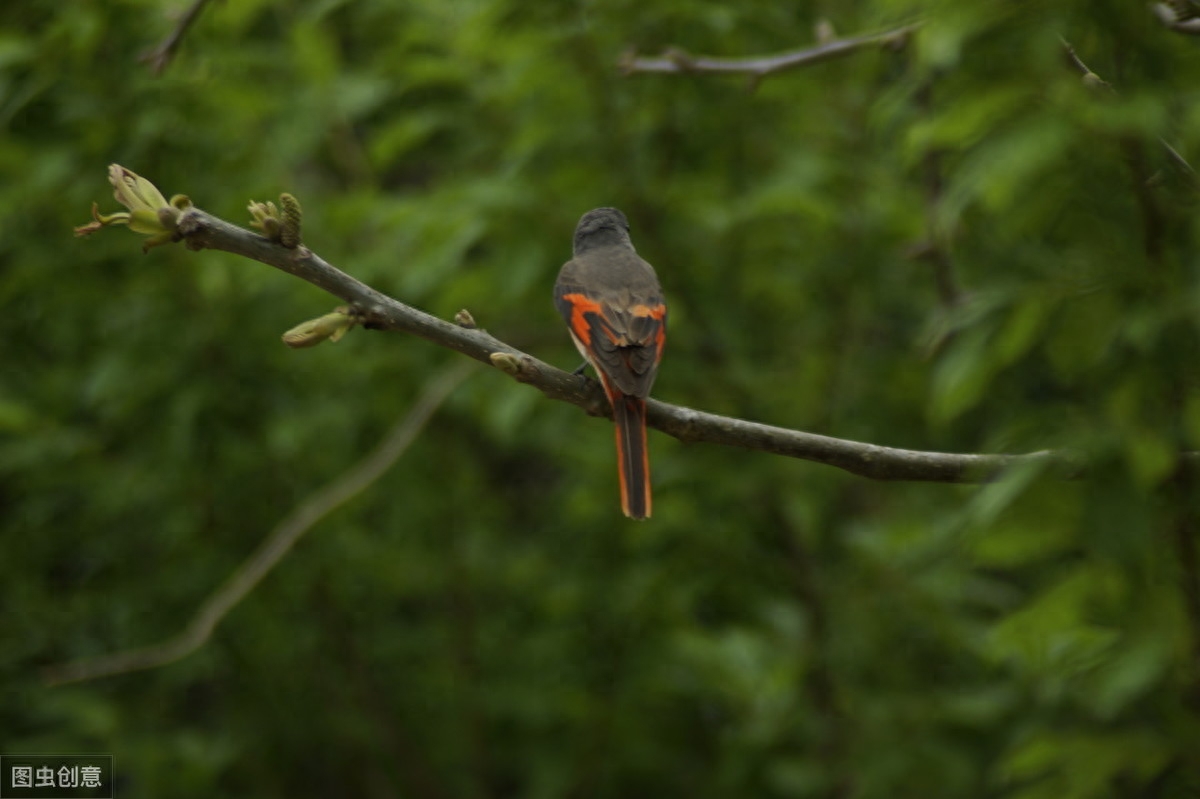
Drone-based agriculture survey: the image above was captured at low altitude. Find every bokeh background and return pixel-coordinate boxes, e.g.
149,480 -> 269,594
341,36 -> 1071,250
5,0 -> 1200,796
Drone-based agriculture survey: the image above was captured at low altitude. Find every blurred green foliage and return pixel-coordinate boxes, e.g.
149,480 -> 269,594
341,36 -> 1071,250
5,0 -> 1200,796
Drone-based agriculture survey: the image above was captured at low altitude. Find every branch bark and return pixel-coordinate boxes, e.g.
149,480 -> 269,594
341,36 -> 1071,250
619,22 -> 920,80
1152,3 -> 1200,35
140,0 -> 214,75
169,205 -> 1071,484
1060,37 -> 1197,183
41,362 -> 473,686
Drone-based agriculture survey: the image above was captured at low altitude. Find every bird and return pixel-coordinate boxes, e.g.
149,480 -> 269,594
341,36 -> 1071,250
554,208 -> 667,519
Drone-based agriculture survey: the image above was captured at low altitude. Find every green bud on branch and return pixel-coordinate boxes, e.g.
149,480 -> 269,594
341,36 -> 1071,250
281,307 -> 357,349
249,193 -> 304,247
279,193 -> 302,249
74,164 -> 188,251
489,352 -> 522,375
248,200 -> 283,241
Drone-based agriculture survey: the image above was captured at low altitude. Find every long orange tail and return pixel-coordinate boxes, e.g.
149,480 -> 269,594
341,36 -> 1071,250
612,394 -> 651,519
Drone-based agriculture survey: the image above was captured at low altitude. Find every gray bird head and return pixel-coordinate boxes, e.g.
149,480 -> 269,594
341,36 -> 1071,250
573,207 -> 633,255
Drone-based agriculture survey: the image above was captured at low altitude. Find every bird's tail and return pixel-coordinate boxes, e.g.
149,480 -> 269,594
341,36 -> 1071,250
611,394 -> 651,519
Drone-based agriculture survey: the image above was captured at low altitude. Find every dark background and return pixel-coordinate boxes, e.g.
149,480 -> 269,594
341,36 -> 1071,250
4,1 -> 1200,797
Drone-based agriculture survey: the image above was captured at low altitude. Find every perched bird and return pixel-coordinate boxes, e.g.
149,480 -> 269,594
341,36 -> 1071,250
554,208 -> 667,519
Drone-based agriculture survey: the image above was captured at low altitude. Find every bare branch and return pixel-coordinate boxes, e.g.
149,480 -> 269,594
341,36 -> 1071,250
140,0 -> 215,75
1159,138 -> 1198,179
41,362 -> 474,686
174,208 -> 608,414
619,22 -> 919,80
914,83 -> 965,313
1152,2 -> 1200,35
1060,37 -> 1110,88
1060,37 -> 1197,182
164,204 -> 1069,484
650,404 -> 1067,481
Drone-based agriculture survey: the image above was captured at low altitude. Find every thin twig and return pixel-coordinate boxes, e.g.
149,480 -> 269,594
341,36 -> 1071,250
1152,2 -> 1200,35
1060,37 -> 1197,183
140,0 -> 215,75
42,362 -> 474,686
916,82 -> 964,310
1158,138 -> 1197,179
619,22 -> 920,80
1060,37 -> 1107,86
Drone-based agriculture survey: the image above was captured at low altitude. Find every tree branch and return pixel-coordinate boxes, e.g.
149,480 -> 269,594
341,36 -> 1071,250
1152,2 -> 1200,35
140,0 -> 215,75
41,362 -> 474,686
619,22 -> 920,81
1060,37 -> 1197,184
174,207 -> 609,414
165,205 -> 1070,483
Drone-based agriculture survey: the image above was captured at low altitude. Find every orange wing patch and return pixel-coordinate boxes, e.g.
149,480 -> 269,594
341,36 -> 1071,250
560,293 -> 604,347
629,302 -> 667,367
629,303 -> 666,320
